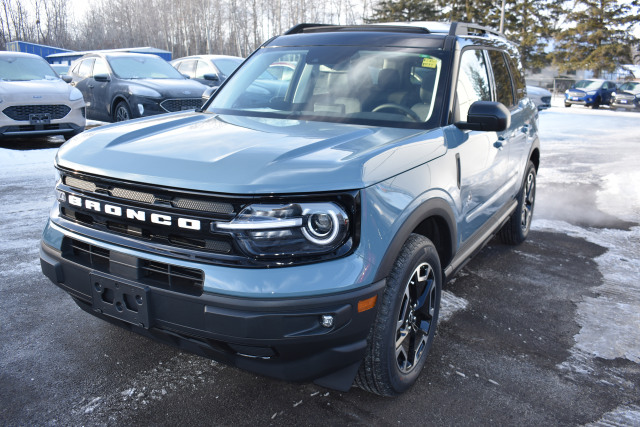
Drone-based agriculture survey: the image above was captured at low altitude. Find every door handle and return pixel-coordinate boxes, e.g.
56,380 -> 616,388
88,84 -> 94,89
521,124 -> 530,133
493,140 -> 504,149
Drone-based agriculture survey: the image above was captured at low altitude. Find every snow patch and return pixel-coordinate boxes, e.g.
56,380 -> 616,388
440,290 -> 469,322
586,404 -> 640,427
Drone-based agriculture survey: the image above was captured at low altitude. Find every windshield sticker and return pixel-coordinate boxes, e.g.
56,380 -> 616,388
421,57 -> 438,68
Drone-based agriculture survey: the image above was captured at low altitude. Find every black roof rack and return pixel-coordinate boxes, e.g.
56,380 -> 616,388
448,22 -> 504,38
284,22 -> 503,38
284,23 -> 430,35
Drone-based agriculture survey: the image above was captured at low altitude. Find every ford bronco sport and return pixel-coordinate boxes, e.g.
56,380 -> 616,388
41,22 -> 540,396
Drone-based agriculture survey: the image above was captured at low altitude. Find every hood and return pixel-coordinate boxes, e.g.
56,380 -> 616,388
56,112 -> 447,194
130,79 -> 207,97
0,78 -> 73,102
526,86 -> 551,96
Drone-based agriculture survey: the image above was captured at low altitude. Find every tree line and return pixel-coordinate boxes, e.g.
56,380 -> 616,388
1,0 -> 638,77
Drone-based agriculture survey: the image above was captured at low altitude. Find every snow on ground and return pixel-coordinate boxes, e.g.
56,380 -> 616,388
533,101 -> 640,372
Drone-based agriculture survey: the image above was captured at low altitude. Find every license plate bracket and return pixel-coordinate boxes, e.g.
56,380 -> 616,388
90,273 -> 151,328
29,113 -> 51,125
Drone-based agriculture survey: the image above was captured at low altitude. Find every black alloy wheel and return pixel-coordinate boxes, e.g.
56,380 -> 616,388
499,161 -> 537,245
114,101 -> 132,122
356,234 -> 442,396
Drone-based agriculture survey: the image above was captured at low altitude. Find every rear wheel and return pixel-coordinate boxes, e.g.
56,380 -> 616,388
499,161 -> 536,245
591,98 -> 601,109
114,101 -> 131,122
355,234 -> 441,396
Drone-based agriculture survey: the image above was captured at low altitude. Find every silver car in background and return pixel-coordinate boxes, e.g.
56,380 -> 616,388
0,52 -> 86,140
527,85 -> 552,110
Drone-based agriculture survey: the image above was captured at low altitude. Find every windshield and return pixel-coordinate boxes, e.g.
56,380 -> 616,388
108,55 -> 185,79
619,82 -> 640,92
206,46 -> 445,128
0,56 -> 59,81
214,58 -> 243,76
574,80 -> 602,90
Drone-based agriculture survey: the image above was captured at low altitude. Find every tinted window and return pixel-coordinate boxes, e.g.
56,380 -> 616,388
78,59 -> 95,78
505,55 -> 526,101
488,50 -> 515,108
456,49 -> 491,120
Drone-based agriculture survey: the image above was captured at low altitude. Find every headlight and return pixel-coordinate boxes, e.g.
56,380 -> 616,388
587,90 -> 597,95
564,90 -> 569,94
129,85 -> 161,98
612,92 -> 617,97
215,202 -> 352,260
635,94 -> 640,99
69,88 -> 83,101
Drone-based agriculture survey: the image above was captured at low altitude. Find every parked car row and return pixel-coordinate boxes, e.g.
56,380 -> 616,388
1,51 -> 245,140
564,78 -> 640,110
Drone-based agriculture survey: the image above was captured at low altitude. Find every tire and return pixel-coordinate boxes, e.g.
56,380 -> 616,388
114,101 -> 132,122
499,161 -> 536,245
355,234 -> 442,396
564,102 -> 571,108
591,98 -> 600,109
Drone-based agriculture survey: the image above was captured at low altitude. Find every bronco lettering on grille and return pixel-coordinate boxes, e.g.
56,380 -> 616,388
62,192 -> 201,231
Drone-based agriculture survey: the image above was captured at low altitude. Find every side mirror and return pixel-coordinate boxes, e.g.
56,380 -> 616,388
93,74 -> 110,82
203,73 -> 219,81
182,73 -> 191,79
455,101 -> 510,132
62,75 -> 72,83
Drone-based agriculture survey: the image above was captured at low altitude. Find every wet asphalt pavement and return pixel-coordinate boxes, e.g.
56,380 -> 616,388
1,110 -> 639,426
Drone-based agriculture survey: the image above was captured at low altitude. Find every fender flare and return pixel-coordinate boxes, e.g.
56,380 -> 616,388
373,197 -> 458,282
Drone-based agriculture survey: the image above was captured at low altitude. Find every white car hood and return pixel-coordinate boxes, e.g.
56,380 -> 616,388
0,79 -> 72,102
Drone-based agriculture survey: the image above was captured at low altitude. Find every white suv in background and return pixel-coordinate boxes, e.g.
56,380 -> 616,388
0,52 -> 86,141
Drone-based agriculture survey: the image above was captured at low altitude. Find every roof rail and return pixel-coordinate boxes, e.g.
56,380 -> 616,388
449,22 -> 504,38
284,23 -> 430,35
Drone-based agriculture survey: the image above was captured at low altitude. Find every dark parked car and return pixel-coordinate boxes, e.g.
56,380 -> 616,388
611,81 -> 640,111
171,55 -> 243,87
564,79 -> 616,108
69,53 -> 208,122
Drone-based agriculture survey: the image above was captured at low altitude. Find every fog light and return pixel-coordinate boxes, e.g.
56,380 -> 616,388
321,315 -> 334,328
137,104 -> 144,115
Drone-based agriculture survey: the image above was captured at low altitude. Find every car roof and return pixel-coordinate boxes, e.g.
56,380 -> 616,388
0,51 -> 47,60
171,54 -> 243,62
78,52 -> 162,60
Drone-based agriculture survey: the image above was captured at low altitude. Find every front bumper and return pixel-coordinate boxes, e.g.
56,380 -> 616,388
611,98 -> 639,110
40,230 -> 384,390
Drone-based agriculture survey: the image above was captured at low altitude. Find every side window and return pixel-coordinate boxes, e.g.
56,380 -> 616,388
92,58 -> 109,77
456,49 -> 491,120
505,55 -> 526,102
177,60 -> 196,77
195,60 -> 214,79
488,50 -> 515,108
78,59 -> 94,78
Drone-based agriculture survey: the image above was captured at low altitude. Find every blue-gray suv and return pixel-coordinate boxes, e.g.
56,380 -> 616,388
40,22 -> 540,396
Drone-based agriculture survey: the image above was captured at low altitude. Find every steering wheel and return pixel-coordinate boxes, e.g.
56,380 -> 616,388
372,103 -> 421,122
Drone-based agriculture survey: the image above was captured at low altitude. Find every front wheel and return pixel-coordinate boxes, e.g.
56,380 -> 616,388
114,101 -> 132,122
564,102 -> 571,108
355,234 -> 442,396
499,161 -> 536,245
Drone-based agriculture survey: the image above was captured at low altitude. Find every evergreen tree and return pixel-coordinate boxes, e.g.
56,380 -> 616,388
367,0 -> 439,22
552,0 -> 639,77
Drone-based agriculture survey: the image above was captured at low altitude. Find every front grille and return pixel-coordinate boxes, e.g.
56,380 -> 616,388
5,124 -> 71,132
63,175 -> 233,214
63,237 -> 204,296
3,104 -> 71,121
615,94 -> 634,101
568,91 -> 584,98
160,98 -> 203,113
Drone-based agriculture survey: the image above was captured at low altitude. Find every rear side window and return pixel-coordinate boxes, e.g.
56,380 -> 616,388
456,49 -> 491,120
505,55 -> 526,102
488,50 -> 515,108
